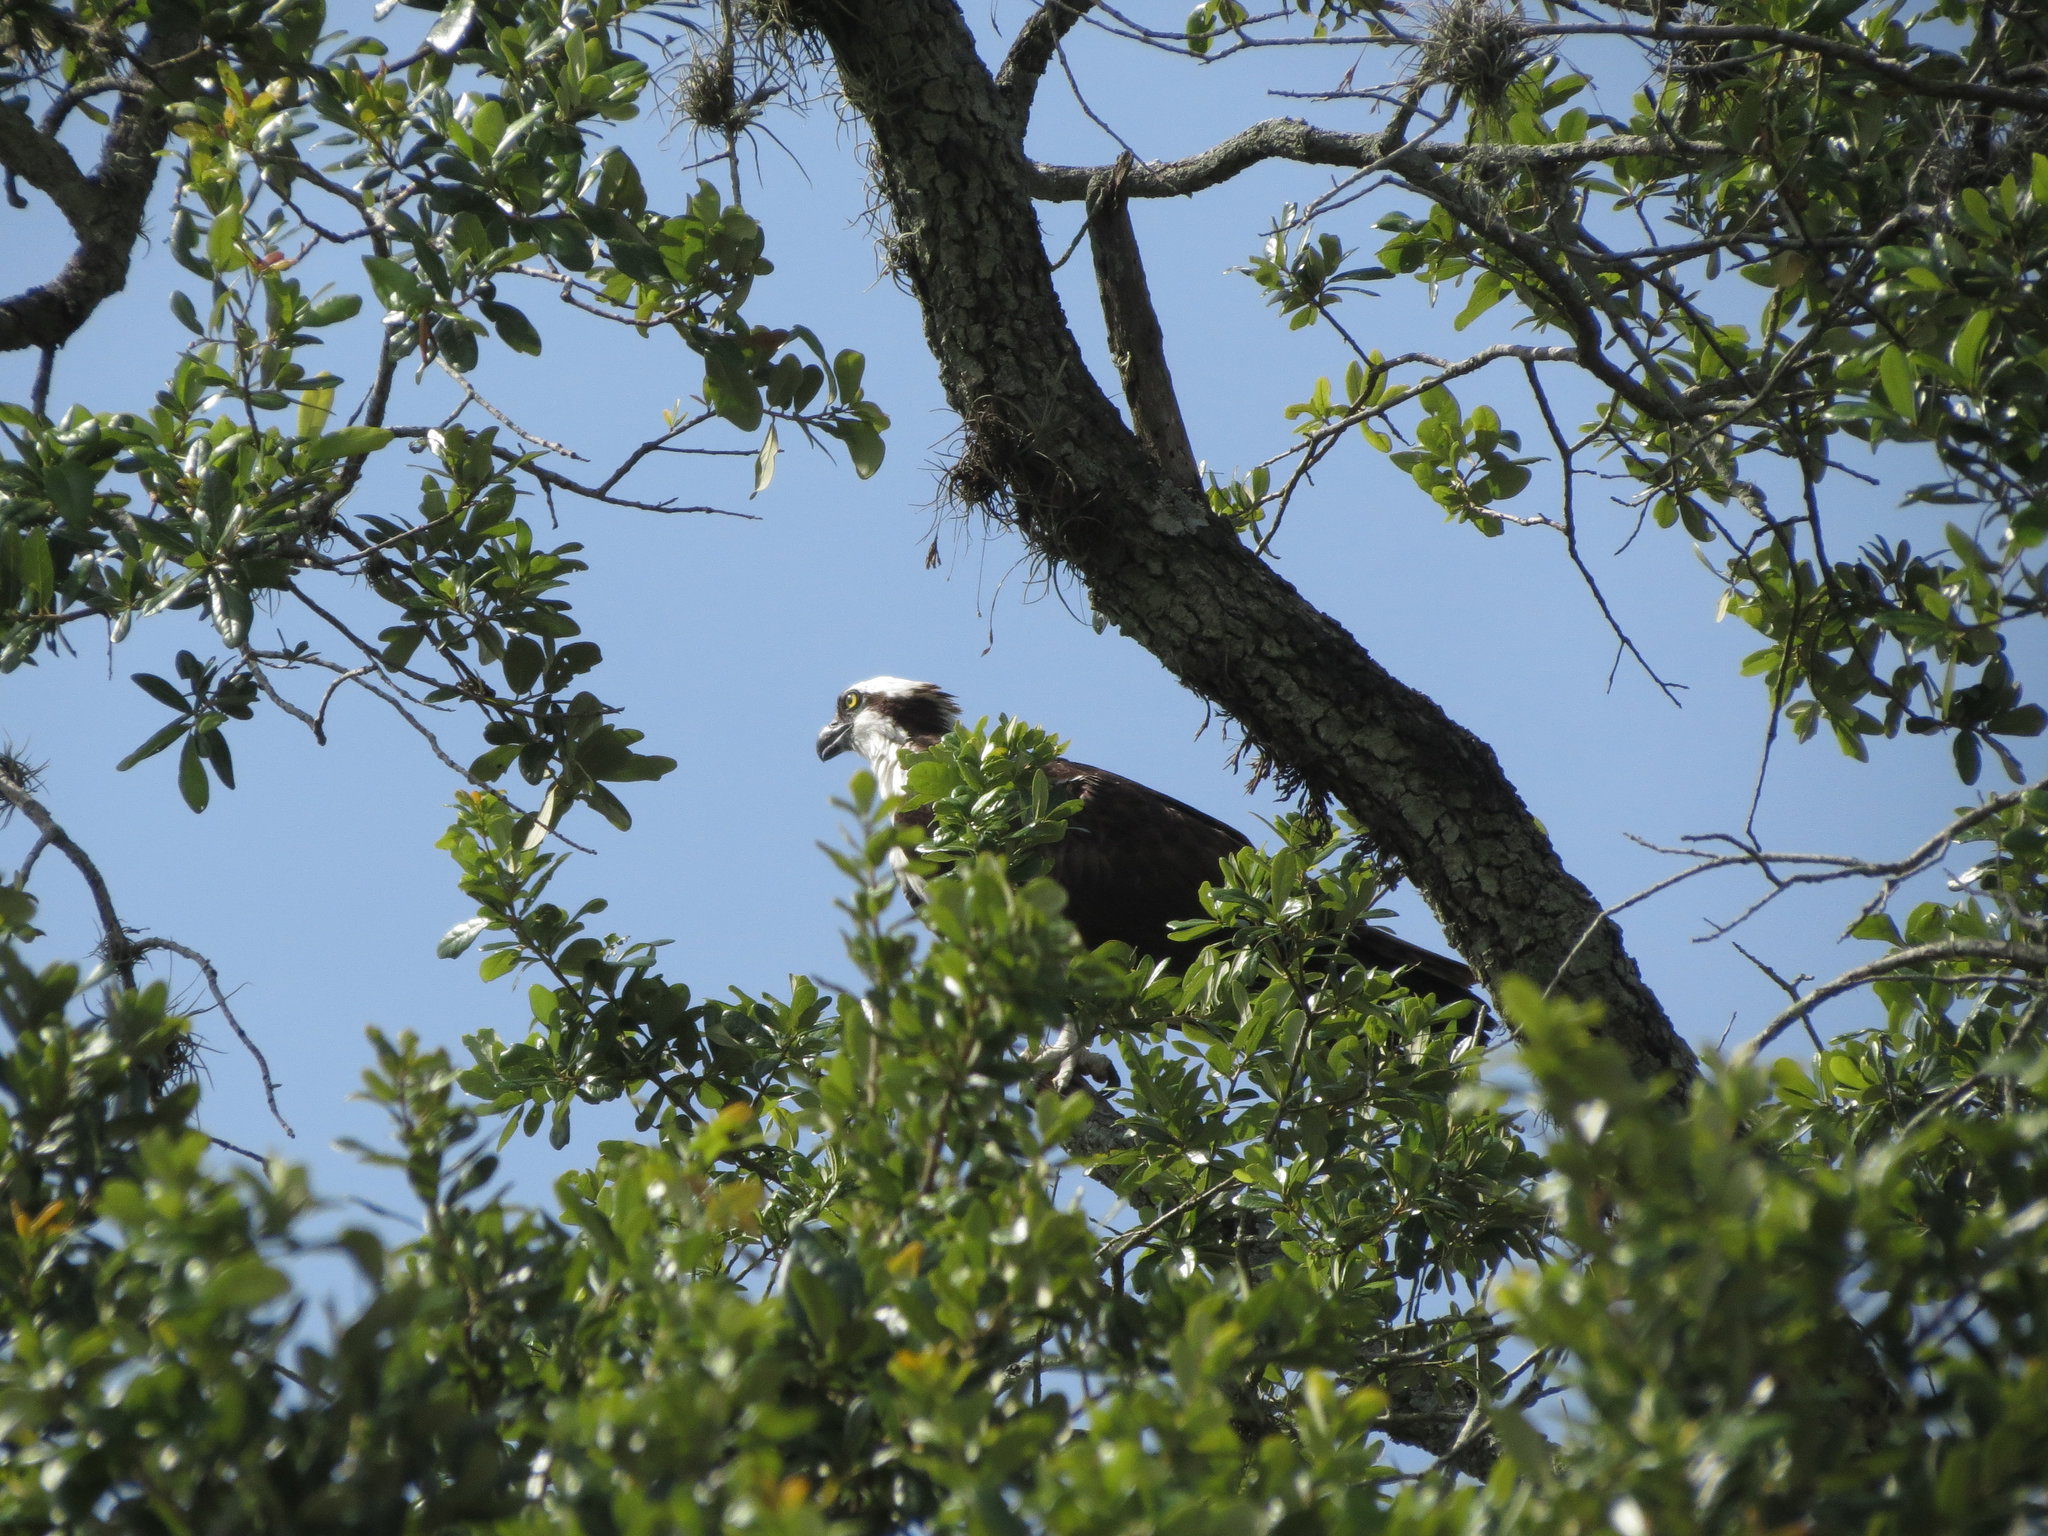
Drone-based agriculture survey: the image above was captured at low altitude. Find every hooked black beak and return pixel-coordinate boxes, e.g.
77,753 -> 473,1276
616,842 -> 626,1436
816,717 -> 854,761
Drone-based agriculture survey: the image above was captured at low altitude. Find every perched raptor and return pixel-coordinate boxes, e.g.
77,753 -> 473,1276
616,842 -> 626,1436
815,676 -> 1478,1008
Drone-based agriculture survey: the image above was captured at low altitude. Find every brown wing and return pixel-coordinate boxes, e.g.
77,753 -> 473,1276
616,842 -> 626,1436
1346,926 -> 1479,1010
1042,758 -> 1251,959
1046,760 -> 1480,1010
906,755 -> 1480,1010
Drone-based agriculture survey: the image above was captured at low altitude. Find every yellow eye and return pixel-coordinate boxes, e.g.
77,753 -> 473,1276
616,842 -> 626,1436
841,690 -> 862,713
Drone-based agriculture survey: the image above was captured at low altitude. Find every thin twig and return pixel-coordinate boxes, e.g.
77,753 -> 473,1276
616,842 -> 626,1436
239,647 -> 372,746
205,1132 -> 272,1166
1741,940 -> 2048,1059
133,937 -> 294,1137
429,354 -> 587,459
1729,941 -> 1825,1053
1524,361 -> 1685,706
1056,39 -> 1144,162
1546,780 -> 2045,994
1096,1176 -> 1240,1262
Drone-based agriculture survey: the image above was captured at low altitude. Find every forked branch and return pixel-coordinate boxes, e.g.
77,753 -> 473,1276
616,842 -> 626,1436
0,758 -> 293,1137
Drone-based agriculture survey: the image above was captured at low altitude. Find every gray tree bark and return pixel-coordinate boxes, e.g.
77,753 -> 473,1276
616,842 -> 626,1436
0,10 -> 200,360
790,0 -> 1697,1088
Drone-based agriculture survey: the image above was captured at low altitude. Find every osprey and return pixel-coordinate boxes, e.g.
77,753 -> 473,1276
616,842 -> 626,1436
815,676 -> 1478,1007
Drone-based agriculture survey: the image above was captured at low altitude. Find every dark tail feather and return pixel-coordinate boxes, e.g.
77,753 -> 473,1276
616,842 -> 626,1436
1345,926 -> 1488,1028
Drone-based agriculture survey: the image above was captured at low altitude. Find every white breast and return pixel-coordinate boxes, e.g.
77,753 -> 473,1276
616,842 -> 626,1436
855,735 -> 926,898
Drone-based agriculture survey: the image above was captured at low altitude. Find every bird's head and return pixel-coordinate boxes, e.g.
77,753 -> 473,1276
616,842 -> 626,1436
816,677 -> 960,776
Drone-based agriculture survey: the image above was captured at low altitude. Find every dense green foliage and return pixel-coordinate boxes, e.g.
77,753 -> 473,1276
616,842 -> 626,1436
5,750 -> 2048,1528
6,0 -> 2048,1528
2,0 -> 883,829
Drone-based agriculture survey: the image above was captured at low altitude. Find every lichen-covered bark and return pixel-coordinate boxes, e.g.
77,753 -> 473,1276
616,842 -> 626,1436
793,0 -> 1696,1086
1085,162 -> 1201,496
0,13 -> 198,358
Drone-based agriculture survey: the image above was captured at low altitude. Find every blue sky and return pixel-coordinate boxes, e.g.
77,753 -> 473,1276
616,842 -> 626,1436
0,1 -> 2011,1218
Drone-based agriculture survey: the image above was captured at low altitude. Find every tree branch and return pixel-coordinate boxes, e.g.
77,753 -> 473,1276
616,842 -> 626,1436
1028,123 -> 1723,202
995,0 -> 1098,136
1547,780 -> 2048,991
0,18 -> 201,354
1745,940 -> 2048,1058
0,758 -> 136,988
132,937 -> 294,1138
795,0 -> 1695,1088
0,761 -> 291,1130
1538,20 -> 2048,116
1087,154 -> 1202,496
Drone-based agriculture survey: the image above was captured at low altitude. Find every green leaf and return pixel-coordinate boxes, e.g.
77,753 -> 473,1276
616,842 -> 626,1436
425,0 -> 477,54
502,635 -> 544,695
207,574 -> 253,648
1951,308 -> 1994,384
177,734 -> 211,812
584,782 -> 633,830
116,721 -> 188,773
469,98 -> 506,152
17,530 -> 53,603
832,348 -> 866,403
438,917 -> 491,958
1487,1403 -> 1554,1478
840,421 -> 885,480
751,422 -> 779,498
1878,345 -> 1917,419
701,336 -> 762,432
196,724 -> 235,789
297,386 -> 337,440
306,293 -> 363,327
301,426 -> 394,465
363,256 -> 425,312
169,290 -> 202,335
1954,730 -> 1982,785
203,1259 -> 290,1310
479,300 -> 543,356
0,886 -> 38,933
206,207 -> 245,273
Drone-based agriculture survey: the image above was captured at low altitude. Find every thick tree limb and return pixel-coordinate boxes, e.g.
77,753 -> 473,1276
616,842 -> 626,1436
794,0 -> 1696,1088
994,0 -> 1098,135
1086,155 -> 1201,496
1028,122 -> 1724,202
0,15 -> 201,357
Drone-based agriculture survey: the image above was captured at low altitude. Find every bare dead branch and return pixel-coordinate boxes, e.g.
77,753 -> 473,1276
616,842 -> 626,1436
382,426 -> 752,517
1536,20 -> 2048,116
204,1133 -> 272,1167
0,762 -> 296,1127
1523,360 -> 1685,706
1548,782 -> 2047,994
132,937 -> 293,1138
1743,940 -> 2048,1059
239,647 -> 372,746
1028,123 -> 1722,203
431,354 -> 588,459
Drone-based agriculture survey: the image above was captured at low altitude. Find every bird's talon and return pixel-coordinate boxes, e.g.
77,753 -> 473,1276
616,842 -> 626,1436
1030,1043 -> 1118,1094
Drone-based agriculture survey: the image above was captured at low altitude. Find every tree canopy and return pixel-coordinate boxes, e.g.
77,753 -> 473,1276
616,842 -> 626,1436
4,0 -> 2048,1529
